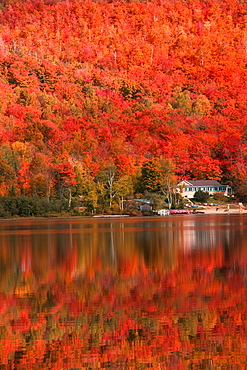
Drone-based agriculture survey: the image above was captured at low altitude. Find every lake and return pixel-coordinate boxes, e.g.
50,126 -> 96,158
0,214 -> 247,369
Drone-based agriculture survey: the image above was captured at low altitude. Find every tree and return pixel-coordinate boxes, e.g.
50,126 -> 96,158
235,184 -> 247,203
114,175 -> 133,211
0,156 -> 15,196
17,160 -> 31,195
96,163 -> 134,212
74,165 -> 98,213
137,159 -> 162,194
55,160 -> 76,208
137,157 -> 178,209
158,158 -> 178,209
193,189 -> 210,202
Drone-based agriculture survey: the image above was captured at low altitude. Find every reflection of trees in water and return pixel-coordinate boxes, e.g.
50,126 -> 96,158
0,254 -> 247,369
0,218 -> 247,292
135,222 -> 178,272
0,220 -> 247,368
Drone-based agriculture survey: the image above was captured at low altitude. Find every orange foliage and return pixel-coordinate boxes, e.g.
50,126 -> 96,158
0,0 -> 246,197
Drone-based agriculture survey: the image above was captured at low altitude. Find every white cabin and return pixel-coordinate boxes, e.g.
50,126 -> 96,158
179,180 -> 232,199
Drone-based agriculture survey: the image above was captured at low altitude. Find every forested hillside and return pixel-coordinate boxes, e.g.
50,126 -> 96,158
0,0 -> 247,213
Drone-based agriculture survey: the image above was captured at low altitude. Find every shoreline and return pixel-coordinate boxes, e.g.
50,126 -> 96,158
1,206 -> 247,221
199,206 -> 247,215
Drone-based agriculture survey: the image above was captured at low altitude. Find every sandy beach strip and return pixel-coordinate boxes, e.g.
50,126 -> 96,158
201,206 -> 247,214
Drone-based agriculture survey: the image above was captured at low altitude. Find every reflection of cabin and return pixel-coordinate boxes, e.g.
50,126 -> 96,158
179,180 -> 232,199
134,199 -> 153,212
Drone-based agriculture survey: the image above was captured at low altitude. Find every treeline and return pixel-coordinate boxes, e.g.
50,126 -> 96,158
0,0 -> 247,214
0,157 -> 183,216
0,196 -> 71,217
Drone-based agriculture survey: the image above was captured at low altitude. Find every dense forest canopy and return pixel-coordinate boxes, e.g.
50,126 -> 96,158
0,0 -> 247,212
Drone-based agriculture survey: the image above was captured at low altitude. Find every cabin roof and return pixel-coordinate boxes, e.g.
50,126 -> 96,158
180,180 -> 228,187
134,199 -> 151,204
185,180 -> 223,186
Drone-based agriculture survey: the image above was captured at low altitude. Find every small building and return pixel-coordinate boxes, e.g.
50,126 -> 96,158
179,180 -> 232,199
134,199 -> 153,212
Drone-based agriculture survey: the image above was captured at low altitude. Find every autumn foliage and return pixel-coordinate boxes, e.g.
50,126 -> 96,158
0,0 -> 247,210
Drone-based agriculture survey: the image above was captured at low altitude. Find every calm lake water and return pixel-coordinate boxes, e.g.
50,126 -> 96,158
0,214 -> 247,369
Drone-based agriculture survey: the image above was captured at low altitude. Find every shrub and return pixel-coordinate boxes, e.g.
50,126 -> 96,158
193,190 -> 210,202
0,196 -> 54,218
213,193 -> 229,203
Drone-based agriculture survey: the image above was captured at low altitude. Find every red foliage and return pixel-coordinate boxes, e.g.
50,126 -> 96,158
0,0 -> 247,195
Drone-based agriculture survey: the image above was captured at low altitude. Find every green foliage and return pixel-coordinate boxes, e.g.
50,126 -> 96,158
0,196 -> 55,217
0,157 -> 15,183
96,165 -> 134,211
137,157 -> 179,209
193,190 -> 210,203
144,192 -> 165,210
235,185 -> 247,203
167,193 -> 184,209
213,193 -> 229,203
171,89 -> 192,116
137,159 -> 162,193
120,82 -> 142,100
0,196 -> 84,218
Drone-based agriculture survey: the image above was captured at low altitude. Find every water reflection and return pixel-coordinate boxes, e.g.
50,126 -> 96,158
0,215 -> 247,368
1,215 -> 247,275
